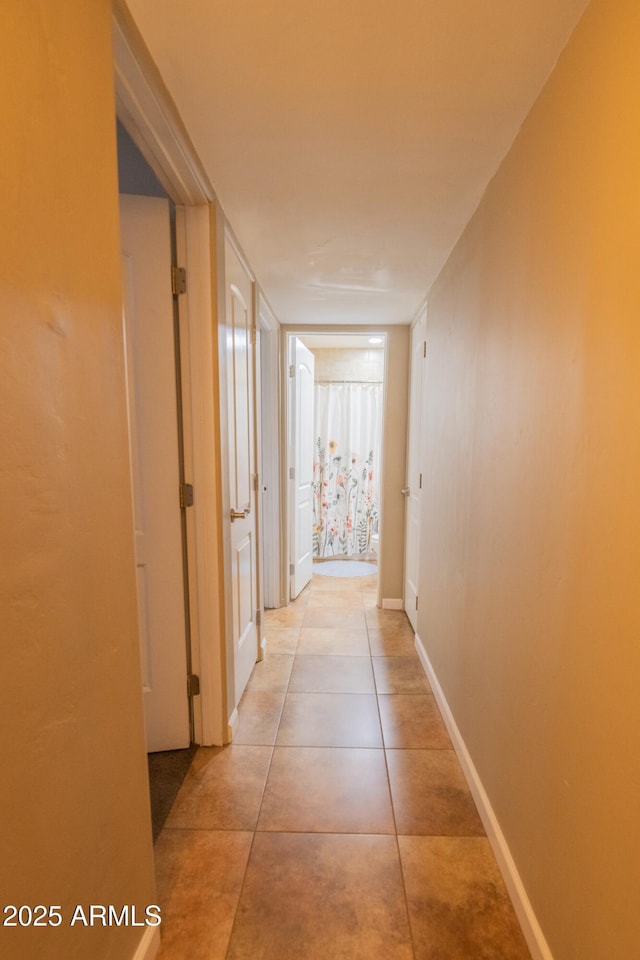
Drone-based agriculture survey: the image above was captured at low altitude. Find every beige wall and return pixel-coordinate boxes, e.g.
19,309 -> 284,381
310,347 -> 385,382
284,327 -> 409,601
1,4 -> 156,958
419,0 -> 640,956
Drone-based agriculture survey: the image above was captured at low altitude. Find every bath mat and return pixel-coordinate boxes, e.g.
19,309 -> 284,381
313,560 -> 377,578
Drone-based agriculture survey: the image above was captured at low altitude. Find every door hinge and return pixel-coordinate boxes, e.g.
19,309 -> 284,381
289,466 -> 295,480
256,609 -> 262,627
416,596 -> 419,611
253,473 -> 259,492
419,472 -> 423,489
171,265 -> 187,296
251,325 -> 257,346
187,674 -> 200,698
289,563 -> 295,575
289,364 -> 295,378
423,340 -> 427,358
180,482 -> 194,508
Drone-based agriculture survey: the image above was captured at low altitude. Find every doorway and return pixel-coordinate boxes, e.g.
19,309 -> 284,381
117,119 -> 194,837
287,332 -> 386,598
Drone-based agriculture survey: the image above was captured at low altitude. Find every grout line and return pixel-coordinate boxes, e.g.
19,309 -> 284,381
165,572 -> 526,959
223,587 -> 305,957
233,575 -> 420,958
366,587 -> 419,960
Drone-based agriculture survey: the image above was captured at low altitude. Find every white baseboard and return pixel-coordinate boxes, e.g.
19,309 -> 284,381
381,597 -> 403,610
414,632 -> 554,960
131,926 -> 161,960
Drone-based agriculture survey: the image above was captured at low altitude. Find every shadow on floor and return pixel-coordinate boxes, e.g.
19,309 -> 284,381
148,745 -> 198,841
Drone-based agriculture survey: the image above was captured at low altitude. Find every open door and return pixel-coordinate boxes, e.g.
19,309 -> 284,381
289,336 -> 315,599
120,194 -> 190,752
404,309 -> 427,632
225,237 -> 260,704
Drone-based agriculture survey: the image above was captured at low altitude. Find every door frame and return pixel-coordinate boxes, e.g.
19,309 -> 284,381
281,326 -> 388,606
114,1 -> 237,745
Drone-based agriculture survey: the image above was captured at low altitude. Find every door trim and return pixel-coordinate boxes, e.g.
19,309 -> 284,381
114,1 -> 225,744
131,925 -> 161,960
113,0 -> 214,206
177,205 -> 227,746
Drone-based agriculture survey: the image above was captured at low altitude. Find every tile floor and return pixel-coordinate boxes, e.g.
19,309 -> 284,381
154,572 -> 532,959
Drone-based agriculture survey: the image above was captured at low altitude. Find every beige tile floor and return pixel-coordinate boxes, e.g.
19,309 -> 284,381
155,572 -> 532,959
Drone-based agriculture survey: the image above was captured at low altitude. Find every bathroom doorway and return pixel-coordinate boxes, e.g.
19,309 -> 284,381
288,332 -> 386,594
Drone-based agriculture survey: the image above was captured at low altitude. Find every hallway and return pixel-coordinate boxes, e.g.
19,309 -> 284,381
153,570 -> 531,959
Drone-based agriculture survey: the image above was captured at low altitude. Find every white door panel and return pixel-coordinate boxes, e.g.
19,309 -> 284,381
120,194 -> 190,752
404,309 -> 427,633
290,337 -> 315,598
234,532 -> 255,654
225,239 -> 259,704
258,311 -> 282,609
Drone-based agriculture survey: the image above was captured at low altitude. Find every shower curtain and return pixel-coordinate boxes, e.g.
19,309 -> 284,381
312,381 -> 383,558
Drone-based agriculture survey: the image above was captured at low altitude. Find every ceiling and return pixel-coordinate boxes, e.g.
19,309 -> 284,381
125,0 -> 589,327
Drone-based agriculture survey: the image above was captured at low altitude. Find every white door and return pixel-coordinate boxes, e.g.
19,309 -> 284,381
404,309 -> 427,632
290,337 -> 315,599
225,238 -> 259,704
258,299 -> 281,609
120,194 -> 190,752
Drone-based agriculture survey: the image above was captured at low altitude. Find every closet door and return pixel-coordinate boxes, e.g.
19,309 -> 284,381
120,194 -> 190,751
225,236 -> 259,703
404,309 -> 427,631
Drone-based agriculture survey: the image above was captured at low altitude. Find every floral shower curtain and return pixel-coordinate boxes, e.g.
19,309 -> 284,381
312,381 -> 383,558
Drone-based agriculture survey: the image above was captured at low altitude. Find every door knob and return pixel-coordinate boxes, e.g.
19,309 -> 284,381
401,487 -> 410,497
230,506 -> 251,521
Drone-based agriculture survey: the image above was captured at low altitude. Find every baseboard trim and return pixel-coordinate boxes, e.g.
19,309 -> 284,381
414,632 -> 554,960
381,597 -> 403,610
131,926 -> 161,960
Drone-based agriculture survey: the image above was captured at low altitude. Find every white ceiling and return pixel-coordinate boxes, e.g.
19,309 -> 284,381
125,0 -> 589,326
